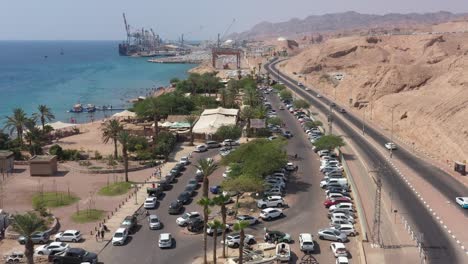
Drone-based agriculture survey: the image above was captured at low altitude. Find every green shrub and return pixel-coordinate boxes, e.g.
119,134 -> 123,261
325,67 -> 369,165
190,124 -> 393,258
128,136 -> 149,152
49,144 -> 63,159
253,128 -> 272,138
94,151 -> 103,160
136,150 -> 152,160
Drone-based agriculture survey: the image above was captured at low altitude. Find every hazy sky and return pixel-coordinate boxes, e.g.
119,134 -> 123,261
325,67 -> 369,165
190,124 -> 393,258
1,0 -> 467,41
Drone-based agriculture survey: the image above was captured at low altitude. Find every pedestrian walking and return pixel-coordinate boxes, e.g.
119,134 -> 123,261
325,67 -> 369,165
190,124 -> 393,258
100,229 -> 105,240
95,232 -> 99,241
295,165 -> 299,171
294,153 -> 298,159
103,224 -> 109,232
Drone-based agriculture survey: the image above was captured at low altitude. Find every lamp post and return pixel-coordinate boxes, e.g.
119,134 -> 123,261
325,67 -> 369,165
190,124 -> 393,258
362,107 -> 366,136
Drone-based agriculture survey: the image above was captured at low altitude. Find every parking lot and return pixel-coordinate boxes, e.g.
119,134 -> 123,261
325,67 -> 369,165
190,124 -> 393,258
93,86 -> 361,264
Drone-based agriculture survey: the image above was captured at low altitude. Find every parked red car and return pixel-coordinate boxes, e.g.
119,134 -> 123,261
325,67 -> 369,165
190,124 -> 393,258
323,197 -> 351,208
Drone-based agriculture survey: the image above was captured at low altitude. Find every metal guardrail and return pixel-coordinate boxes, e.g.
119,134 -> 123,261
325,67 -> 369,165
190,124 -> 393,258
340,151 -> 369,242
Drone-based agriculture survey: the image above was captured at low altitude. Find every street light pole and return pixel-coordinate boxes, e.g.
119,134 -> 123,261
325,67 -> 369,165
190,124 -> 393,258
328,104 -> 334,135
390,107 -> 394,158
362,108 -> 365,136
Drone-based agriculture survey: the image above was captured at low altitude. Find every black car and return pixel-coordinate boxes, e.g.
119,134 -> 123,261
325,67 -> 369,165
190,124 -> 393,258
195,173 -> 204,182
51,248 -> 98,264
187,179 -> 200,189
187,218 -> 204,233
177,191 -> 191,204
157,179 -> 171,191
184,184 -> 197,196
168,201 -> 183,214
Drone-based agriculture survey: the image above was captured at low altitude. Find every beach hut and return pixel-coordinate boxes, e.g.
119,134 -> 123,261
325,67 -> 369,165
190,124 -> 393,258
29,155 -> 58,176
0,150 -> 14,174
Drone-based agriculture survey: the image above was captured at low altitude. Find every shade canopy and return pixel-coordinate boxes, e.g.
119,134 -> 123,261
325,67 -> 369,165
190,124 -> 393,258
112,110 -> 136,118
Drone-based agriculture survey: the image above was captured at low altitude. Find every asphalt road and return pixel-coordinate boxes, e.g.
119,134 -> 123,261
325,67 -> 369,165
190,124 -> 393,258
98,89 -> 360,264
266,58 -> 464,263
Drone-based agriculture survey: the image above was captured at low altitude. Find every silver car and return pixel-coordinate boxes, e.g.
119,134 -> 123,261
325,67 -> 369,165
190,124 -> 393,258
317,228 -> 348,242
148,215 -> 162,230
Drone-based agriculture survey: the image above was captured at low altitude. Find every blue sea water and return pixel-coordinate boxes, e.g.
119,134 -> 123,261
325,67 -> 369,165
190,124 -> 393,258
0,41 -> 195,124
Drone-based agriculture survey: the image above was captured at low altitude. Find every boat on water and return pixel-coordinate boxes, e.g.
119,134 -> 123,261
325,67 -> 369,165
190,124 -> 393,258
86,104 -> 96,113
275,242 -> 291,263
69,103 -> 83,113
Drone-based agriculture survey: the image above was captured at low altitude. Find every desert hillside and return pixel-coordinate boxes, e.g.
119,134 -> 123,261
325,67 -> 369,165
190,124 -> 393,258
280,31 -> 468,163
231,11 -> 467,40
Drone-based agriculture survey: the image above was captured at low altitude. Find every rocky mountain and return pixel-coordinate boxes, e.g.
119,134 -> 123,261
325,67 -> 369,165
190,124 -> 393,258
279,26 -> 468,163
231,11 -> 468,39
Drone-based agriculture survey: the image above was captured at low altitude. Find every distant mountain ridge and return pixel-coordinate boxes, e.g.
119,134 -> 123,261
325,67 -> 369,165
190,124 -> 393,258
231,11 -> 468,39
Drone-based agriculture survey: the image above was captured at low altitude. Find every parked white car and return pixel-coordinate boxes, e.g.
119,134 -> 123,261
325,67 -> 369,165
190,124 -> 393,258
331,212 -> 355,223
331,224 -> 357,236
336,256 -> 349,264
330,242 -> 348,257
112,228 -> 128,246
179,156 -> 190,166
224,233 -> 256,248
144,197 -> 157,209
299,233 -> 315,252
329,203 -> 354,212
54,230 -> 82,242
223,139 -> 240,147
257,196 -> 285,209
35,242 -> 69,255
259,208 -> 283,220
235,215 -> 259,226
195,144 -> 208,152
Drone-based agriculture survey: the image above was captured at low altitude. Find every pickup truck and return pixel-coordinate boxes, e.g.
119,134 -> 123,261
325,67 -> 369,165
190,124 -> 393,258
51,248 -> 98,264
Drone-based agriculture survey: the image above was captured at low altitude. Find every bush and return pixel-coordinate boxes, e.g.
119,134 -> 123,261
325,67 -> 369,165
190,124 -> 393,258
128,136 -> 149,152
49,144 -> 63,158
136,150 -> 153,160
62,149 -> 82,161
215,125 -> 242,140
253,128 -> 272,138
153,132 -> 177,160
94,151 -> 103,160
33,199 -> 49,217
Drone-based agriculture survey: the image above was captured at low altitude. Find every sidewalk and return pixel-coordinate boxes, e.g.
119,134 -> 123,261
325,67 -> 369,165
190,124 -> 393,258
80,143 -> 195,254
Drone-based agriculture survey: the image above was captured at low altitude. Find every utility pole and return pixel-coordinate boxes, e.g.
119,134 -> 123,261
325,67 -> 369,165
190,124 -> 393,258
328,104 -> 334,135
362,108 -> 366,136
390,106 -> 396,158
370,166 -> 382,247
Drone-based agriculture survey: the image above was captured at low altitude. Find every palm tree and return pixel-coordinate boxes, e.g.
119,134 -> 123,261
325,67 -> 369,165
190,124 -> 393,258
34,105 -> 55,130
213,194 -> 232,258
197,197 -> 214,264
195,158 -> 218,198
118,131 -> 131,182
185,115 -> 198,146
208,219 -> 223,264
24,119 -> 43,155
4,108 -> 29,146
241,106 -> 255,137
11,212 -> 46,264
101,120 -> 123,159
134,97 -> 161,139
233,220 -> 250,264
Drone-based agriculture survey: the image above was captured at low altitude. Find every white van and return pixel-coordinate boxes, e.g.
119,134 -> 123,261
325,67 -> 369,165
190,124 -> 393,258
299,233 -> 315,252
